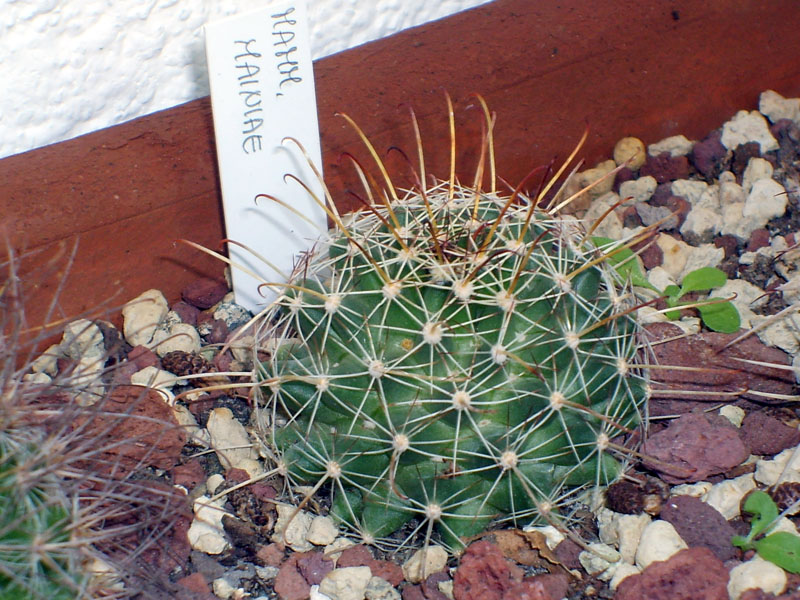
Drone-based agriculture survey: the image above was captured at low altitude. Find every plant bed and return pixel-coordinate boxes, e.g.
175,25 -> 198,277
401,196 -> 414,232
7,88 -> 800,600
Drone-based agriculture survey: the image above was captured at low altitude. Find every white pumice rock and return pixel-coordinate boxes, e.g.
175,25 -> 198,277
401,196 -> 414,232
23,372 -> 51,385
720,201 -> 765,241
122,289 -> 169,347
188,495 -> 230,554
759,89 -> 800,125
728,555 -> 787,600
577,159 -> 618,198
325,538 -> 356,565
703,473 -> 756,519
206,407 -> 259,472
680,206 -> 718,242
742,157 -> 775,194
62,318 -> 105,359
206,473 -> 225,496
171,403 -> 208,446
648,134 -> 693,157
365,576 -> 401,600
721,109 -> 779,153
617,513 -> 652,565
744,178 -> 788,225
584,192 -> 624,239
402,545 -> 448,583
720,405 -> 746,427
151,321 -> 202,357
656,233 -> 691,280
646,266 -> 677,292
212,577 -> 242,600
614,136 -> 647,169
579,543 -> 621,580
609,562 -> 641,591
670,482 -> 712,498
678,243 -> 725,281
307,515 -> 339,546
772,515 -> 800,533
634,520 -> 687,570
523,525 -> 565,550
130,365 -> 178,390
228,335 -> 256,368
319,566 -> 373,600
597,507 -> 620,545
637,305 -> 669,325
755,447 -> 800,486
31,343 -> 62,376
714,278 -> 766,328
310,585 -> 333,600
619,175 -> 656,203
272,503 -> 314,552
436,580 -> 453,600
752,313 -> 800,354
671,179 -> 710,207
720,179 -> 746,205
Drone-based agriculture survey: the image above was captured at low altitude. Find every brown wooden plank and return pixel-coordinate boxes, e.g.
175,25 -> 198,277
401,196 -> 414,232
2,0 -> 800,334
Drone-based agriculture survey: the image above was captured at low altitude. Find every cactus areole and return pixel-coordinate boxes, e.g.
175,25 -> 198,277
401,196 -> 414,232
257,103 -> 647,549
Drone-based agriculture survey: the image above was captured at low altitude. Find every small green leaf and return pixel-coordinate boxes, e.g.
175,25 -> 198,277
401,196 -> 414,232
755,532 -> 800,573
591,237 -> 658,292
697,300 -> 741,333
742,490 -> 780,539
731,534 -> 753,551
663,284 -> 681,300
679,267 -> 728,294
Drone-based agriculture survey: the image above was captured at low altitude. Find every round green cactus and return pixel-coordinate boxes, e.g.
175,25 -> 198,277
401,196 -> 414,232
257,108 -> 647,549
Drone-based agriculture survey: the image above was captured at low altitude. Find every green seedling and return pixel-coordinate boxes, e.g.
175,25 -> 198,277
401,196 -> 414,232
732,490 -> 800,574
592,237 -> 740,333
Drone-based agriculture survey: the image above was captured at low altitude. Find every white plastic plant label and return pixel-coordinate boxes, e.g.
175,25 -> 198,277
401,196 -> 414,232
205,1 -> 325,314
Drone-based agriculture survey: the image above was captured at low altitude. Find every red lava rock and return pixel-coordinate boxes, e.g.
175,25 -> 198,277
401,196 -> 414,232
171,300 -> 200,326
182,277 -> 229,310
198,312 -> 230,344
553,538 -> 582,570
127,344 -> 160,370
297,551 -> 334,585
714,234 -> 740,259
453,540 -> 523,600
256,543 -> 285,567
110,361 -> 139,386
175,572 -> 216,600
644,322 -> 795,406
640,152 -> 690,183
172,457 -> 206,490
740,411 -> 800,455
337,544 -> 374,567
747,228 -> 772,252
615,547 -> 729,600
404,572 -> 453,600
370,559 -> 405,587
274,552 -> 313,600
660,494 -> 738,561
690,131 -> 728,180
641,411 -> 748,483
506,573 -> 569,600
71,386 -> 186,474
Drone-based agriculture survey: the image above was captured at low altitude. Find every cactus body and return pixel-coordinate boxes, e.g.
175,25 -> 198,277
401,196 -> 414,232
258,128 -> 647,548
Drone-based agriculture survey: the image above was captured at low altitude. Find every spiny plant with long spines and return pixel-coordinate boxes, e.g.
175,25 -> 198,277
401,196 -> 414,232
0,243 -> 190,599
255,96 -> 651,550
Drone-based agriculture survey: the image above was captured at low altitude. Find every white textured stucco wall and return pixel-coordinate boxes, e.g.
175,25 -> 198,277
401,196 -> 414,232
0,0 -> 491,159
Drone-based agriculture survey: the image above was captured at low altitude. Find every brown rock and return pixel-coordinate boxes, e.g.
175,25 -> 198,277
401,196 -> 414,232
640,152 -> 690,183
644,322 -> 795,405
175,572 -> 216,600
182,277 -> 229,309
453,540 -> 523,600
256,543 -> 285,567
740,411 -> 800,455
296,551 -> 334,585
641,412 -> 748,483
660,494 -> 737,561
615,547 -> 729,600
274,552 -> 312,600
127,344 -> 160,370
370,559 -> 405,587
337,544 -> 374,567
172,457 -> 206,490
171,300 -> 200,326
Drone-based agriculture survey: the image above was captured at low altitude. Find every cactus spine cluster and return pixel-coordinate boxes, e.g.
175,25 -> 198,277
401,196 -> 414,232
257,101 -> 648,549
